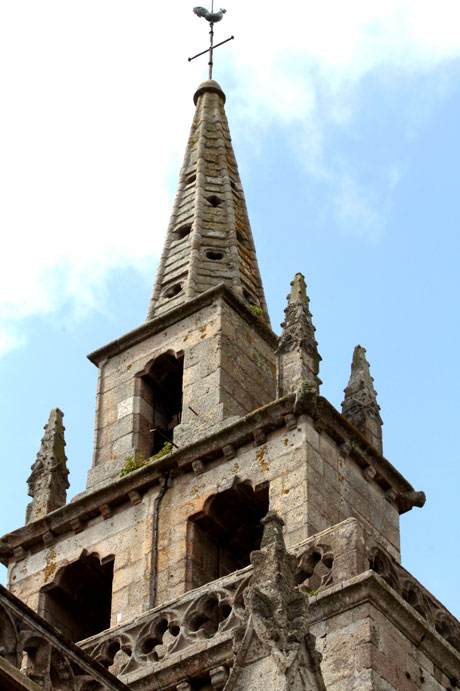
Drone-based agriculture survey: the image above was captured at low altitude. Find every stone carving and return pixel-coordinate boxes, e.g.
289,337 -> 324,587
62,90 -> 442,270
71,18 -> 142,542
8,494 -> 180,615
342,345 -> 383,454
293,380 -> 318,416
81,520 -> 459,688
226,512 -> 326,690
90,634 -> 133,677
26,408 -> 69,523
369,547 -> 460,651
84,572 -> 249,679
295,544 -> 334,593
0,585 -> 128,690
209,665 -> 228,688
277,273 -> 322,397
368,547 -> 400,592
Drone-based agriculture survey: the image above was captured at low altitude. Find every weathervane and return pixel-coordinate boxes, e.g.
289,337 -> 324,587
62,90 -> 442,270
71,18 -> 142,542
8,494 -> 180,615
189,2 -> 234,79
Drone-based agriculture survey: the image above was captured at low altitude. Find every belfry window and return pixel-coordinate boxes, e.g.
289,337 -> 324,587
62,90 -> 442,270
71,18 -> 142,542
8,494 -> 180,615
140,352 -> 184,455
40,553 -> 114,642
186,482 -> 269,590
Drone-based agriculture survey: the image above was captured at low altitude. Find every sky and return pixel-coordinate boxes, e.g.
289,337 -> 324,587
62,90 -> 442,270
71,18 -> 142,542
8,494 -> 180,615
1,0 -> 459,622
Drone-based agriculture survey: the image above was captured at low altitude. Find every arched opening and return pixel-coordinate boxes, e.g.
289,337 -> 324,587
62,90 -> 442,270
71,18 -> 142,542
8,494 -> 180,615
186,482 -> 269,590
40,553 -> 114,642
140,352 -> 184,456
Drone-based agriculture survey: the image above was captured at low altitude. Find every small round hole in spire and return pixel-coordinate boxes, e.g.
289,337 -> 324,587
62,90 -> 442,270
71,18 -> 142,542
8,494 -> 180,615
163,284 -> 183,299
185,173 -> 196,185
206,250 -> 224,261
243,290 -> 258,305
236,231 -> 248,246
175,224 -> 192,240
206,195 -> 224,207
230,180 -> 239,192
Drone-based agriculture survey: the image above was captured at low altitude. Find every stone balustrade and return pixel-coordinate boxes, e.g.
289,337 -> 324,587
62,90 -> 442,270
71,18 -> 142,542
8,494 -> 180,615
79,518 -> 458,689
2,518 -> 457,690
0,584 -> 129,690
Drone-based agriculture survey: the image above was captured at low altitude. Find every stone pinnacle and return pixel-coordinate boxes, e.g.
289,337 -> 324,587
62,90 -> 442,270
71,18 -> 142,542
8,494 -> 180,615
277,272 -> 321,396
342,345 -> 383,454
26,408 -> 69,523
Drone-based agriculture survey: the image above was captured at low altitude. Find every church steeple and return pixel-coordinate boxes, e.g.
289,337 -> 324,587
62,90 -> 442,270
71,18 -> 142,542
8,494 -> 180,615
146,80 -> 270,325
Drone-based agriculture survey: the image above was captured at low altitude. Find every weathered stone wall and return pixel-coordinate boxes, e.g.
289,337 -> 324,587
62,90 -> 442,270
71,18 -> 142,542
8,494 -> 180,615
7,491 -> 159,630
76,517 -> 459,690
313,599 -> 457,690
305,425 -> 400,560
89,292 -> 277,491
140,414 -> 401,608
7,405 -> 402,638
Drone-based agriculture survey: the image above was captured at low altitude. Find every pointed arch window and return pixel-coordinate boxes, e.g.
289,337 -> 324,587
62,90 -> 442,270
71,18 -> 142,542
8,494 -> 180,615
139,352 -> 184,456
186,482 -> 269,590
39,552 -> 114,642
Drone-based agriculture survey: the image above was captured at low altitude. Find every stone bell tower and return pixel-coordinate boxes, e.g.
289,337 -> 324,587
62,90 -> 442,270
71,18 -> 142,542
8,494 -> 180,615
87,79 -> 276,492
1,79 -> 459,691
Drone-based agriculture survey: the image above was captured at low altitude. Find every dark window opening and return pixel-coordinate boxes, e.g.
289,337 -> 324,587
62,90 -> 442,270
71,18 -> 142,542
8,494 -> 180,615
230,180 -> 239,192
40,553 -> 114,642
205,250 -> 224,261
186,482 -> 269,590
243,289 -> 258,306
185,173 -> 196,185
206,195 -> 223,207
163,283 -> 183,298
175,224 -> 192,240
141,353 -> 184,455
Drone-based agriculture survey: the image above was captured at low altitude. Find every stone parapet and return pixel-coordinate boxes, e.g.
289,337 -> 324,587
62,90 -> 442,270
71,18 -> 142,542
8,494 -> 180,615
0,584 -> 129,691
295,519 -> 460,655
77,518 -> 459,689
81,568 -> 250,688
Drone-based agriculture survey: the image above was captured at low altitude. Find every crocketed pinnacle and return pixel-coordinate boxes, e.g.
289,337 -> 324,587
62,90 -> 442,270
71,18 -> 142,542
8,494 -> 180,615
277,273 -> 321,395
146,80 -> 269,325
342,345 -> 383,454
26,408 -> 69,523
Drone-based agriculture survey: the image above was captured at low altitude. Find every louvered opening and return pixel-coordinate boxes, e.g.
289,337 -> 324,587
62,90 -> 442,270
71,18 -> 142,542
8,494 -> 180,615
206,195 -> 224,207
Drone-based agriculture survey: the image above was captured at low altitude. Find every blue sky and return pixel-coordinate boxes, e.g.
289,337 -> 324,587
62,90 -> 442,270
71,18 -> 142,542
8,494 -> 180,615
1,1 -> 459,621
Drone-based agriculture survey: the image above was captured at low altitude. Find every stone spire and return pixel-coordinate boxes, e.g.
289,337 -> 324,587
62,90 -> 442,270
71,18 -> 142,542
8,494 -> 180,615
26,408 -> 69,523
276,273 -> 321,396
146,80 -> 269,325
342,345 -> 383,454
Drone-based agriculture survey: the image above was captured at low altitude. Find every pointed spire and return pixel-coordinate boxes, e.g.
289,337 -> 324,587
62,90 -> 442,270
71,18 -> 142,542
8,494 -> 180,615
146,80 -> 269,325
342,345 -> 383,454
26,408 -> 69,523
276,273 -> 321,396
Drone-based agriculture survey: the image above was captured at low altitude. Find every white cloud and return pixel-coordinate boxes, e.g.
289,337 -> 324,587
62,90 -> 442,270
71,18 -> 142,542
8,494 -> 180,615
1,0 -> 460,355
335,174 -> 383,240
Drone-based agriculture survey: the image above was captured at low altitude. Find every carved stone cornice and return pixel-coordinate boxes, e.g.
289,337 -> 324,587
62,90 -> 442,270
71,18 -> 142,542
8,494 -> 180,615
2,394 -> 424,563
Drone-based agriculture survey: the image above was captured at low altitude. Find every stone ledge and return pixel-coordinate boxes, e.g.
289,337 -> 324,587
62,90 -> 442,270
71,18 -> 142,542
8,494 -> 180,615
309,571 -> 460,677
87,283 -> 278,366
1,391 -> 424,563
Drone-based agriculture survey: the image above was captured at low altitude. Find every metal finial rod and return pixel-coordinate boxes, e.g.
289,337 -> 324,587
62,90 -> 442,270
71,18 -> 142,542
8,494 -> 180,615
191,5 -> 232,77
209,23 -> 214,79
188,36 -> 234,63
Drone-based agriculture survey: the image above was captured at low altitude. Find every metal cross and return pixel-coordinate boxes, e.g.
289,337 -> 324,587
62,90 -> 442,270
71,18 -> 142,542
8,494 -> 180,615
189,2 -> 234,79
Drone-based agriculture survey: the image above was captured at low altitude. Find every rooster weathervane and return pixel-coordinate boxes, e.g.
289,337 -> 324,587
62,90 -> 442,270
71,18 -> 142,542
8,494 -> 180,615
188,2 -> 234,79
